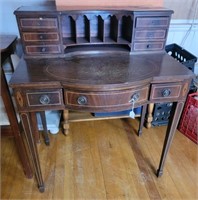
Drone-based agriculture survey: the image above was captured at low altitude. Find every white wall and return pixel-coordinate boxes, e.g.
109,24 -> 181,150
0,0 -> 54,36
1,1 -> 197,74
167,19 -> 198,74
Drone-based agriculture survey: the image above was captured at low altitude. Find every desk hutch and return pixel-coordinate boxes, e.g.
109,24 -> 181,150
10,6 -> 194,192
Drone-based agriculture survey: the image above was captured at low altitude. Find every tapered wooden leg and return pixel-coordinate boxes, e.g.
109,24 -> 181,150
157,101 -> 184,177
13,133 -> 33,179
62,109 -> 69,135
138,104 -> 147,136
31,112 -> 40,144
20,112 -> 45,192
145,103 -> 154,128
39,111 -> 50,145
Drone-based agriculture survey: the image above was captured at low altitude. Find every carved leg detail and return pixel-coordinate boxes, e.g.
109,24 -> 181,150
63,109 -> 69,135
157,101 -> 184,177
146,103 -> 154,128
39,111 -> 50,146
138,104 -> 147,136
20,112 -> 45,192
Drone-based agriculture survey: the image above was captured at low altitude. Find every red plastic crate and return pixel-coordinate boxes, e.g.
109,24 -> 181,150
178,92 -> 198,144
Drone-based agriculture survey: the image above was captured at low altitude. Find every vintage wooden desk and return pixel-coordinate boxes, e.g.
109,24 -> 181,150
10,6 -> 194,192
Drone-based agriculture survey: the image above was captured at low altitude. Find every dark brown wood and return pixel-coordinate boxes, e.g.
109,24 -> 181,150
20,112 -> 45,192
0,35 -> 33,178
138,104 -> 147,136
14,6 -> 173,57
39,111 -> 50,145
157,101 -> 185,177
10,6 -> 195,192
0,35 -> 17,71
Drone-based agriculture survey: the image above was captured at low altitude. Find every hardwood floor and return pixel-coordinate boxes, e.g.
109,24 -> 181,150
1,118 -> 198,199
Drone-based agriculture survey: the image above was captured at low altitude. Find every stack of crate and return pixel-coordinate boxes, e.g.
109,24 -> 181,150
151,43 -> 197,127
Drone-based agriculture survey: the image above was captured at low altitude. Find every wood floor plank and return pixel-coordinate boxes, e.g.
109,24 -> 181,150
1,118 -> 198,200
71,122 -> 107,200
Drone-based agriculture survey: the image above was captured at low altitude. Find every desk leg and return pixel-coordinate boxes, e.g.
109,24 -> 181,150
39,111 -> 50,145
63,109 -> 69,135
20,112 -> 45,192
157,101 -> 184,177
138,104 -> 147,136
146,103 -> 154,128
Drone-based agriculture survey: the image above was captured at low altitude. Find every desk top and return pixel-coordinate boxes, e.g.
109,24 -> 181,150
10,52 -> 194,90
0,35 -> 17,53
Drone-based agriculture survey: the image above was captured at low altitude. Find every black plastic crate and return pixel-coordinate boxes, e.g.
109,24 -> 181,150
152,44 -> 197,126
165,43 -> 197,72
152,102 -> 173,126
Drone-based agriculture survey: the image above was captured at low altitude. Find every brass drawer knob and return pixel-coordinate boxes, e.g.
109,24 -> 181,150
146,44 -> 151,49
41,47 -> 46,52
39,95 -> 50,105
77,96 -> 88,105
162,89 -> 171,97
39,35 -> 44,39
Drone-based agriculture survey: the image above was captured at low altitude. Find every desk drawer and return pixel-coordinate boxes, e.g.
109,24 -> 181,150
25,45 -> 61,54
23,32 -> 59,42
136,17 -> 169,28
133,42 -> 164,51
26,90 -> 63,107
64,86 -> 149,111
150,84 -> 182,101
134,30 -> 166,40
20,18 -> 58,29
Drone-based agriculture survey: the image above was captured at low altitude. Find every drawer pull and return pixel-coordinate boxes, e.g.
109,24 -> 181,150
146,44 -> 151,49
77,96 -> 88,105
162,89 -> 171,97
39,35 -> 44,39
147,33 -> 154,37
129,92 -> 140,103
39,95 -> 50,105
41,47 -> 46,52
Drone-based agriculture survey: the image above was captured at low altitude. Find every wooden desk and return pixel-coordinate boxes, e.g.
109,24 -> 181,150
10,6 -> 194,192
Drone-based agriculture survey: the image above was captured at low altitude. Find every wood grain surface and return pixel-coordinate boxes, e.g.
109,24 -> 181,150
1,118 -> 197,199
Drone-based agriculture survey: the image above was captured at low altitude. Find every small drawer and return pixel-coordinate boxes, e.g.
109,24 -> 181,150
23,32 -> 59,42
150,84 -> 182,101
25,45 -> 61,54
134,30 -> 166,40
20,18 -> 58,29
136,17 -> 169,28
64,86 -> 149,111
26,90 -> 63,107
133,42 -> 164,51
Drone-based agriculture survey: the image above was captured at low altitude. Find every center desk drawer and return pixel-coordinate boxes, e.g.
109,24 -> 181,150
150,84 -> 182,101
64,86 -> 149,111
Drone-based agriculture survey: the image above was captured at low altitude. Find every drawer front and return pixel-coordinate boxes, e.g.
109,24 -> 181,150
150,84 -> 182,101
20,18 -> 58,29
134,30 -> 166,40
25,45 -> 61,54
133,42 -> 164,51
26,90 -> 63,107
136,17 -> 169,28
64,86 -> 149,110
23,32 -> 59,42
